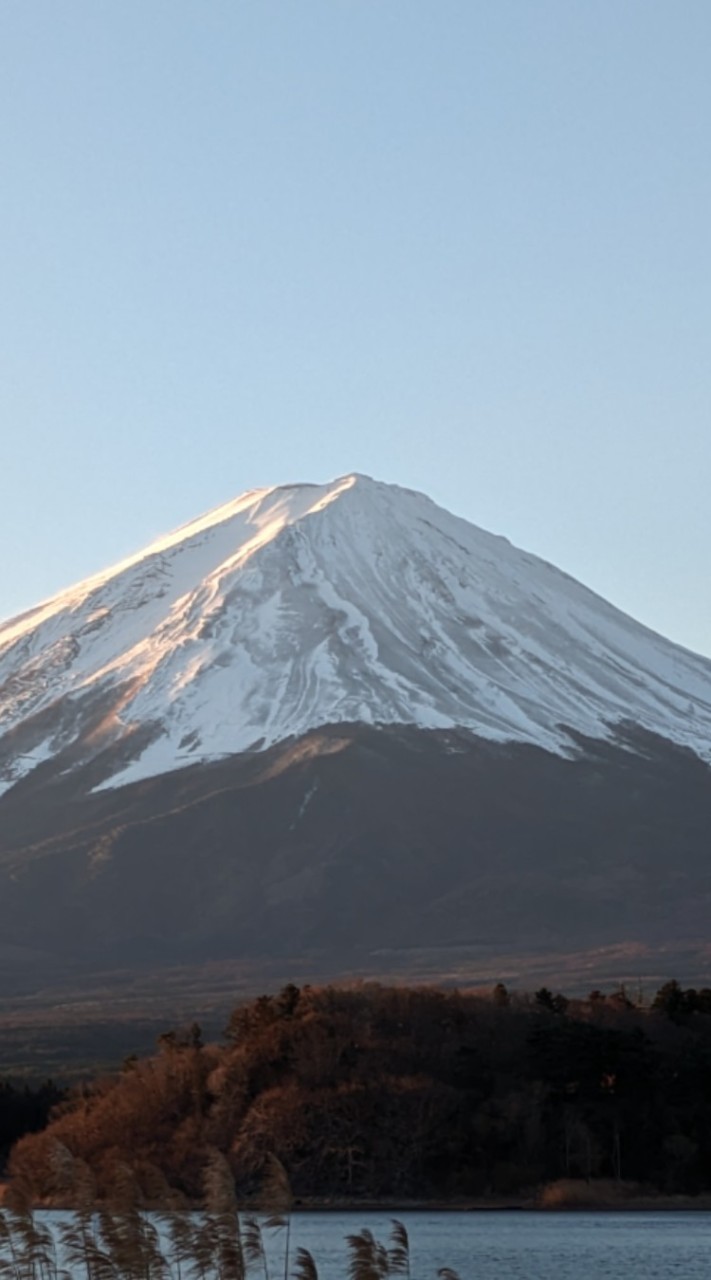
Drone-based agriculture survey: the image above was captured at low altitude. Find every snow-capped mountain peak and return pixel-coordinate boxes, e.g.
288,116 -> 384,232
2,473 -> 711,794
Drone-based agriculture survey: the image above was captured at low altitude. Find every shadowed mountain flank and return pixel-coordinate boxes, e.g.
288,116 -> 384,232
0,725 -> 709,998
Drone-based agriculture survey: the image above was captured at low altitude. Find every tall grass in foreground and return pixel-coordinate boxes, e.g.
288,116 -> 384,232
0,1143 -> 459,1280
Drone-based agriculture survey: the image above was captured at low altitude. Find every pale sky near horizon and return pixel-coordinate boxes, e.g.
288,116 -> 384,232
2,2 -> 710,656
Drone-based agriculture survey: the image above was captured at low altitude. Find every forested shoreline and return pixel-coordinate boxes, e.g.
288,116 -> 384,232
8,981 -> 711,1204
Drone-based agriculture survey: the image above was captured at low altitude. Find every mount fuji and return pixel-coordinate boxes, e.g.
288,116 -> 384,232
1,473 -> 711,1015
2,472 -> 710,796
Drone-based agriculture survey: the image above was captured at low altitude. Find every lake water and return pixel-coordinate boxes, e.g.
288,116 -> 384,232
272,1211 -> 711,1279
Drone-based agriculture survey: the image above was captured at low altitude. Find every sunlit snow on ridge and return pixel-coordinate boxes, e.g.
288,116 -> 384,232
1,472 -> 711,794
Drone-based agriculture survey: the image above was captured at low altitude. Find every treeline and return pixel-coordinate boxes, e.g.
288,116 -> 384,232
9,980 -> 711,1201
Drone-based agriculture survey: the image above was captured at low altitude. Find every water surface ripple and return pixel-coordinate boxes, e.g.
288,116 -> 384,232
276,1210 -> 711,1280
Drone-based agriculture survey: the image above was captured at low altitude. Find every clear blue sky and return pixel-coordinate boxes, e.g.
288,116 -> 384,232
2,2 -> 709,655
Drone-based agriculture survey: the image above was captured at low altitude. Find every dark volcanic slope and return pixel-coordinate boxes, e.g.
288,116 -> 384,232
1,724 -> 710,994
